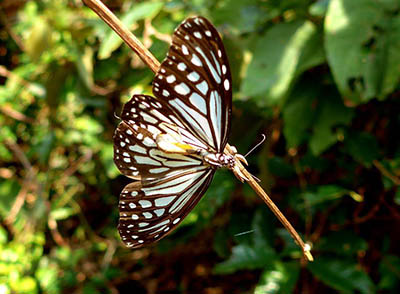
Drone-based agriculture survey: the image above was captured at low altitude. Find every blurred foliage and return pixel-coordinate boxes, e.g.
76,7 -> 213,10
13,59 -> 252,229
0,0 -> 399,293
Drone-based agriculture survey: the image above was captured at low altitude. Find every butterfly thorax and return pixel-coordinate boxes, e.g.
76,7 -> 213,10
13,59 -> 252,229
155,130 -> 234,169
202,152 -> 235,169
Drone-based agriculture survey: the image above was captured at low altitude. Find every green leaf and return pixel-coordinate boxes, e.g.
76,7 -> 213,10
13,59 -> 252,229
301,185 -> 362,207
344,132 -> 380,167
98,2 -> 164,59
283,84 -> 317,148
325,0 -> 400,103
50,207 -> 76,221
255,261 -> 300,294
214,209 -> 276,274
75,46 -> 94,90
317,231 -> 368,256
213,244 -> 275,274
309,94 -> 354,155
308,257 -> 375,294
242,20 -> 321,104
378,255 -> 400,292
268,157 -> 296,178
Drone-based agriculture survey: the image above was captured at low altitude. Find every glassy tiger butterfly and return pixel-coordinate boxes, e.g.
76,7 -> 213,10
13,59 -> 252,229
113,16 -> 247,248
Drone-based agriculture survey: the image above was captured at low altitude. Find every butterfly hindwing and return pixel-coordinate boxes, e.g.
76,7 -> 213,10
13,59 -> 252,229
153,16 -> 232,152
118,167 -> 215,247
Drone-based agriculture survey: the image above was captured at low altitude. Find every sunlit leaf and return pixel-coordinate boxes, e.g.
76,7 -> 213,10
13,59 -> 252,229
98,2 -> 164,59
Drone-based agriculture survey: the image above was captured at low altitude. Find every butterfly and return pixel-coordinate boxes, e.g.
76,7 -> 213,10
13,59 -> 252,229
113,16 -> 248,248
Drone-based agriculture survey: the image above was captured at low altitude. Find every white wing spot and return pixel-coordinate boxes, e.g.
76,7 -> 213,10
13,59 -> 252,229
154,209 -> 165,216
166,75 -> 176,83
149,167 -> 170,173
174,83 -> 190,95
131,235 -> 138,239
139,200 -> 152,208
177,62 -> 187,71
222,64 -> 227,75
126,129 -> 133,135
164,227 -> 170,232
128,145 -> 146,154
189,92 -> 207,115
191,54 -> 202,67
155,196 -> 176,207
131,214 -> 139,220
184,35 -> 190,40
123,158 -> 131,163
205,30 -> 211,37
218,49 -> 222,58
187,71 -> 200,82
138,240 -> 144,244
129,203 -> 136,209
162,89 -> 170,97
120,142 -> 126,147
173,218 -> 181,224
182,44 -> 189,55
224,79 -> 230,90
193,31 -> 202,39
196,80 -> 209,95
161,68 -> 166,73
137,133 -> 143,140
131,191 -> 138,197
139,222 -> 149,227
143,212 -> 152,219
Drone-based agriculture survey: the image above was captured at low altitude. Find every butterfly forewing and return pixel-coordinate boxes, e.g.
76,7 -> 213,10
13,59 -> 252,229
153,16 -> 232,152
114,94 -> 207,179
118,167 -> 215,247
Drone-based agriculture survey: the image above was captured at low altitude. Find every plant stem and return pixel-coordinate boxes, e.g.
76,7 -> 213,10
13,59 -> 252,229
83,0 -> 313,261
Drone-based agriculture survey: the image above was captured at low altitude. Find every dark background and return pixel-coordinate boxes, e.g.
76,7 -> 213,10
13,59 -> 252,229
1,0 -> 399,293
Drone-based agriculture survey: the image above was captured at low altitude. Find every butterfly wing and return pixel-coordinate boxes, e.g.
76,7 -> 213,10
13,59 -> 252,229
118,166 -> 215,247
153,16 -> 232,152
114,94 -> 209,180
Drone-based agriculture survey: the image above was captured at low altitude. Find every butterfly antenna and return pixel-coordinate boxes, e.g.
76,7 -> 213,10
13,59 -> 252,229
244,134 -> 266,158
114,112 -> 121,120
234,229 -> 255,237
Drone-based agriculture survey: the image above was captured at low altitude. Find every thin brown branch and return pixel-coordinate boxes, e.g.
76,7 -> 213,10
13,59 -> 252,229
373,160 -> 400,186
1,104 -> 35,124
4,140 -> 36,225
83,0 -> 160,73
83,0 -> 313,261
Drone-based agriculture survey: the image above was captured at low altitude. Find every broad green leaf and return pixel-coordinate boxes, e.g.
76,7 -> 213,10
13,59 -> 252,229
214,209 -> 276,274
242,20 -> 321,104
213,244 -> 275,274
344,132 -> 380,167
325,0 -> 400,103
309,94 -> 354,155
308,257 -> 375,294
98,2 -> 164,59
255,261 -> 300,294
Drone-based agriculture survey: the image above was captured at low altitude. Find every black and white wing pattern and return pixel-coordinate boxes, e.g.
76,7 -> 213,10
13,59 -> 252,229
113,16 -> 233,248
114,94 -> 209,180
118,168 -> 214,247
153,16 -> 232,152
